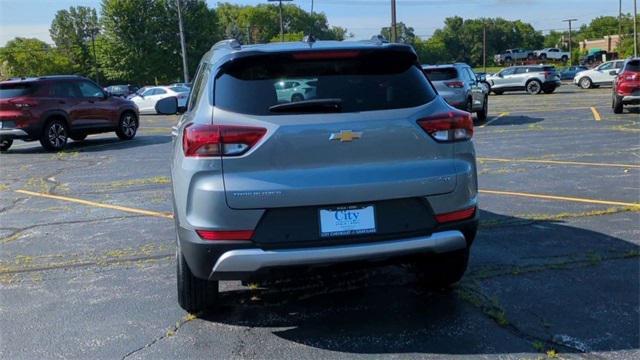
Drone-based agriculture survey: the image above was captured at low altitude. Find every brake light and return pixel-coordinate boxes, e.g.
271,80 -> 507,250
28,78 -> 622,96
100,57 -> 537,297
292,51 -> 360,60
444,81 -> 464,88
182,124 -> 266,157
621,71 -> 639,81
435,207 -> 476,224
196,230 -> 254,241
417,111 -> 473,142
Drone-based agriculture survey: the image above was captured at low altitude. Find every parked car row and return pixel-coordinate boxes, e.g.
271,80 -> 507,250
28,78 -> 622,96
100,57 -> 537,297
494,48 -> 571,65
485,65 -> 561,95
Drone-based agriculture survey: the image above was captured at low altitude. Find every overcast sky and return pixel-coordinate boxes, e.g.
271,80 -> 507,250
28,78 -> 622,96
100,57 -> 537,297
0,0 -> 622,46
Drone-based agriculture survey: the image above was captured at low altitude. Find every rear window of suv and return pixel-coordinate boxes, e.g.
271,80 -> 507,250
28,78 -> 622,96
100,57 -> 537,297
214,50 -> 436,115
624,59 -> 640,72
0,83 -> 38,99
422,67 -> 458,81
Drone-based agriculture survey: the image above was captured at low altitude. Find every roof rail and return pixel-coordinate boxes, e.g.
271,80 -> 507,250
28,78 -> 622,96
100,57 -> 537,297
211,39 -> 242,51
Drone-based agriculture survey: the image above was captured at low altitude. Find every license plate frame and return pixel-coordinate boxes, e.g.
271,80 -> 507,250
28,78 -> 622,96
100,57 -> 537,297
319,205 -> 376,238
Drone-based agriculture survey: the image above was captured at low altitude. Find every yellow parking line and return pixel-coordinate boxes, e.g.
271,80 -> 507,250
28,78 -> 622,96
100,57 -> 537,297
480,112 -> 509,128
479,189 -> 640,208
15,190 -> 174,219
478,157 -> 640,169
590,107 -> 601,121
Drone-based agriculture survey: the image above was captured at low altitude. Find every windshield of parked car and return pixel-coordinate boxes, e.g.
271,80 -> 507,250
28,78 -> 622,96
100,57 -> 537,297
214,50 -> 436,115
422,67 -> 458,81
0,83 -> 37,98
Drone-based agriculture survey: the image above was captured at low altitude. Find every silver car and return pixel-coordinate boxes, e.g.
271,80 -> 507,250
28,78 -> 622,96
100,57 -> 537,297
487,65 -> 561,95
422,63 -> 489,122
158,39 -> 479,312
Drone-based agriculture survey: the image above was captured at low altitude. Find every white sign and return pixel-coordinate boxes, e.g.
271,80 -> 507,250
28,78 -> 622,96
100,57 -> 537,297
319,206 -> 376,237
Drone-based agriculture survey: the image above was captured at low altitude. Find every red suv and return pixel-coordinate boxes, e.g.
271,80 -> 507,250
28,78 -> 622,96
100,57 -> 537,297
612,58 -> 640,114
0,75 -> 139,152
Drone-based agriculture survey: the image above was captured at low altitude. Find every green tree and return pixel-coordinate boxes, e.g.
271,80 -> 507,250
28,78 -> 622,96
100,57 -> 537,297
0,38 -> 74,77
380,22 -> 416,44
49,6 -> 100,79
98,0 -> 218,84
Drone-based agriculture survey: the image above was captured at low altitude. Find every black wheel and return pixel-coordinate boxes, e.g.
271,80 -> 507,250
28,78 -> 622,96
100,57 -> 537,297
561,55 -> 568,63
579,77 -> 592,89
543,88 -> 556,94
177,246 -> 219,313
476,96 -> 488,122
70,134 -> 87,141
466,98 -> 473,113
291,93 -> 304,102
492,90 -> 503,95
0,139 -> 13,152
39,119 -> 68,151
116,112 -> 138,140
410,248 -> 470,289
504,57 -> 512,64
525,80 -> 542,95
612,94 -> 623,114
539,53 -> 547,60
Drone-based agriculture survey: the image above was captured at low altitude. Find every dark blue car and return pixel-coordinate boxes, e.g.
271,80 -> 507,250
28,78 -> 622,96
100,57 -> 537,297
559,66 -> 589,80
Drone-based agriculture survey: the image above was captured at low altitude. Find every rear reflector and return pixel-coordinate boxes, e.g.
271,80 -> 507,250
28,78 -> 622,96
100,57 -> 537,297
417,111 -> 473,142
196,230 -> 254,241
435,207 -> 476,224
183,124 -> 266,157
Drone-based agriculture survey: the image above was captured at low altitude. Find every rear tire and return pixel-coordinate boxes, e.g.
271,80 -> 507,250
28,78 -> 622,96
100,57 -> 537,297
612,95 -> 623,114
476,96 -> 488,122
526,80 -> 542,95
177,246 -> 219,313
539,53 -> 547,60
116,112 -> 138,140
40,119 -> 68,151
543,88 -> 556,94
0,139 -> 13,152
411,248 -> 469,289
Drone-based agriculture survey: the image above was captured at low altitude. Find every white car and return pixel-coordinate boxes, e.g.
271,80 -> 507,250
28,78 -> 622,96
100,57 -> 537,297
574,60 -> 625,89
130,86 -> 190,113
274,79 -> 317,103
534,48 -> 570,62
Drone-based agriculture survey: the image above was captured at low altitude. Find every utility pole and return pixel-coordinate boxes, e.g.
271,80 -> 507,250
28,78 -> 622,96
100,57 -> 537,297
619,0 -> 622,44
563,19 -> 577,66
176,0 -> 189,83
391,0 -> 397,42
268,0 -> 293,42
90,27 -> 99,85
483,23 -> 487,73
634,0 -> 638,57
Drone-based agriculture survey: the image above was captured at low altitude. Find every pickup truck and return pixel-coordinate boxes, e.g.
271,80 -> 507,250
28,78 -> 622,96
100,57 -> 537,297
534,48 -> 570,62
494,49 -> 535,64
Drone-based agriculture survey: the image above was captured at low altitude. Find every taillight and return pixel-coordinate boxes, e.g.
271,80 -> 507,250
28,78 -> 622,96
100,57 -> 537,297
9,98 -> 38,109
417,111 -> 473,142
621,71 -> 639,81
435,206 -> 476,224
445,81 -> 464,88
196,230 -> 254,241
182,124 -> 266,157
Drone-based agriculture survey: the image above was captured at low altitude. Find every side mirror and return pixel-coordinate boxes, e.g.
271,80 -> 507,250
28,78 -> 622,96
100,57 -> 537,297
155,96 -> 178,114
609,70 -> 618,76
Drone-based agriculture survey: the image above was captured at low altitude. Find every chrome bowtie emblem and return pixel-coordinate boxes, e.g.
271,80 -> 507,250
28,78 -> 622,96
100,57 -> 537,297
329,130 -> 362,142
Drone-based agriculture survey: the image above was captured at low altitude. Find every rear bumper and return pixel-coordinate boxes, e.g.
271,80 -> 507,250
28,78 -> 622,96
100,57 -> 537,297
0,128 -> 29,140
621,95 -> 640,104
210,230 -> 466,280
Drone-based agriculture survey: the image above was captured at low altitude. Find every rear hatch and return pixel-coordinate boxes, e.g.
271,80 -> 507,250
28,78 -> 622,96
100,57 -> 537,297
422,67 -> 463,103
0,82 -> 38,122
214,49 -> 458,210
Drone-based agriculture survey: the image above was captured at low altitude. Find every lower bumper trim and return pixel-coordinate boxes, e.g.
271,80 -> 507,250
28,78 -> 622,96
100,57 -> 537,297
210,230 -> 466,279
0,128 -> 29,138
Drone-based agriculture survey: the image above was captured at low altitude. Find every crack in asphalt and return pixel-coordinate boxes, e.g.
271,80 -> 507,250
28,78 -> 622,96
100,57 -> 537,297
120,314 -> 198,360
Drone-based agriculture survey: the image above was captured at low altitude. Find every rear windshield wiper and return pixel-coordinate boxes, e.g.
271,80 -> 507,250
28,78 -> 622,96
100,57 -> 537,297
269,98 -> 342,113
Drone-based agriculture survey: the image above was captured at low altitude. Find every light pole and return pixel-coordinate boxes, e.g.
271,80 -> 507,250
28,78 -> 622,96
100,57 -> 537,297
483,22 -> 487,73
89,26 -> 99,84
563,19 -> 577,66
176,0 -> 189,83
268,0 -> 293,42
634,0 -> 638,57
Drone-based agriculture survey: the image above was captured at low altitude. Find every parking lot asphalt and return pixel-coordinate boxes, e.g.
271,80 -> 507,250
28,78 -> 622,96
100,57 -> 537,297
1,85 -> 638,359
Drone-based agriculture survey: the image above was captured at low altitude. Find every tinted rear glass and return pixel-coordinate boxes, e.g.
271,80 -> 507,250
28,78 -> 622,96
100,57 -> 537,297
422,67 -> 458,81
625,60 -> 640,72
215,50 -> 435,115
0,83 -> 37,99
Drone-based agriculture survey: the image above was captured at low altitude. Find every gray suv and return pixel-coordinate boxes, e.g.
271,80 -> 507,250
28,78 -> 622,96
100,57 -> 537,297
486,65 -> 561,95
158,39 -> 479,312
422,63 -> 489,122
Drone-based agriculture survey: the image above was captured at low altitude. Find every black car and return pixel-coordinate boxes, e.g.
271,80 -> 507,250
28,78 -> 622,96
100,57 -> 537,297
104,84 -> 138,98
